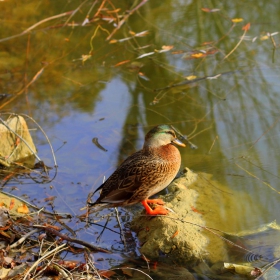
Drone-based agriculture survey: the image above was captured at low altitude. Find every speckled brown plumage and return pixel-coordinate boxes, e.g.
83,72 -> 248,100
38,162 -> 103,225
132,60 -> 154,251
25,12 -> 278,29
88,124 -> 185,215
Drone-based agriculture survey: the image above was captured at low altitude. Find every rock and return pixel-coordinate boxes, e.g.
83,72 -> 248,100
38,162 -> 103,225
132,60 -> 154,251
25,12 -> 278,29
131,168 -> 232,265
0,115 -> 37,167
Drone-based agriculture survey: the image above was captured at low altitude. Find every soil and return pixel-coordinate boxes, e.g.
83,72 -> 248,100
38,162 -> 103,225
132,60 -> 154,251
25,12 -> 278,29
131,167 -> 235,265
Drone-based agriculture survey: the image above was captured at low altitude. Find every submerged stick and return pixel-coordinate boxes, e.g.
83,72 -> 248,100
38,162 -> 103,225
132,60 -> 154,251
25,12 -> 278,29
33,225 -> 111,253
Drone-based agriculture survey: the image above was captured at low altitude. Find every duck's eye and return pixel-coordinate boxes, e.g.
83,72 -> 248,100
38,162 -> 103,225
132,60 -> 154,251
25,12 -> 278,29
166,130 -> 175,137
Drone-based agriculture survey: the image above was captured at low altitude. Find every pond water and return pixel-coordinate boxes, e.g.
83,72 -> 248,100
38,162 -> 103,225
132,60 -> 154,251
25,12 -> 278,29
1,0 -> 280,278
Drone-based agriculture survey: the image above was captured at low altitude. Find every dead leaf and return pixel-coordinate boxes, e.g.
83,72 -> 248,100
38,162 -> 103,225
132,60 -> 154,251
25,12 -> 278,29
171,50 -> 184,54
186,75 -> 197,80
9,199 -> 15,210
82,54 -> 92,63
201,8 -> 220,13
135,30 -> 149,37
114,60 -> 131,67
171,230 -> 179,238
191,53 -> 205,58
121,268 -> 133,277
137,52 -> 155,59
260,35 -> 269,41
232,18 -> 244,23
162,45 -> 173,51
242,23 -> 250,31
99,270 -> 116,278
44,196 -> 56,202
17,204 -> 29,214
155,45 -> 174,53
43,224 -> 61,231
191,205 -> 203,214
138,72 -> 149,81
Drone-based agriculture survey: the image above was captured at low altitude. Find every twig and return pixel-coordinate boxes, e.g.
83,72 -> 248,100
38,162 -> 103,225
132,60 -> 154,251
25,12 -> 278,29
235,163 -> 280,194
53,263 -> 72,280
10,228 -> 40,249
208,135 -> 218,154
20,113 -> 58,168
96,214 -> 110,242
154,69 -> 244,92
110,267 -> 153,280
224,23 -> 250,60
141,254 -> 150,272
84,250 -> 102,279
0,116 -> 41,162
63,0 -> 89,27
106,0 -> 149,40
23,243 -> 67,280
0,11 -> 75,43
249,114 -> 280,150
33,225 -> 111,253
0,191 -> 72,218
256,258 -> 280,280
0,67 -> 45,109
94,0 -> 106,18
115,207 -> 127,249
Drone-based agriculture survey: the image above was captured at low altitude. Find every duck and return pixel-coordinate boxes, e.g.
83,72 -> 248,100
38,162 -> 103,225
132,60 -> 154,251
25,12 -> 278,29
88,124 -> 185,215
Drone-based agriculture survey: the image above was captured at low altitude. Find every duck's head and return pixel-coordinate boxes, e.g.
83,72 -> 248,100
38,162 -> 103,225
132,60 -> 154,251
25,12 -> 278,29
143,124 -> 186,149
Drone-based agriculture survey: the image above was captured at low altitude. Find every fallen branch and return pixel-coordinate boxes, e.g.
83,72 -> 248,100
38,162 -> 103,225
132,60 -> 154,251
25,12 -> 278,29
33,225 -> 111,253
0,11 -> 75,43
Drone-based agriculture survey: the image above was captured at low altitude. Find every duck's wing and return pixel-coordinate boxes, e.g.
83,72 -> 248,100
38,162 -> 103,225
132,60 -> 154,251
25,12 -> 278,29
95,151 -> 152,204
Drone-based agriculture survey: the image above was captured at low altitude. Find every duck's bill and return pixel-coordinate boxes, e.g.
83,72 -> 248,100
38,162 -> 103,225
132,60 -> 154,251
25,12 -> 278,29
172,138 -> 186,147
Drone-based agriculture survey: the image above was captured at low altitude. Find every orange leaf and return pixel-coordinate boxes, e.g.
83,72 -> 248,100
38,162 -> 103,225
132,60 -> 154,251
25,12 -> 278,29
114,60 -> 130,67
43,223 -> 61,231
15,137 -> 21,146
171,230 -> 179,238
242,23 -> 250,31
153,261 -> 158,270
191,205 -> 203,214
99,270 -> 116,278
191,53 -> 204,58
17,204 -> 29,214
162,45 -> 173,51
9,199 -> 15,210
201,8 -> 211,12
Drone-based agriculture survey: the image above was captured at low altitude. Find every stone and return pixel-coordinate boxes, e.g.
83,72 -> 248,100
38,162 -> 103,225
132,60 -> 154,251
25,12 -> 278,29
0,115 -> 36,167
131,168 -> 232,265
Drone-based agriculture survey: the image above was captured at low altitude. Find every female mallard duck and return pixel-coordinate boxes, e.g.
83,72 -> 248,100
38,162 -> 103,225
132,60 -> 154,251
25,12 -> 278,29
88,124 -> 185,215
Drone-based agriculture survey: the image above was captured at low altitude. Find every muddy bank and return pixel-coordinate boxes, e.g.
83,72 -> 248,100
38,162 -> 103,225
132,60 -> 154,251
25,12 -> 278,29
131,168 -> 235,265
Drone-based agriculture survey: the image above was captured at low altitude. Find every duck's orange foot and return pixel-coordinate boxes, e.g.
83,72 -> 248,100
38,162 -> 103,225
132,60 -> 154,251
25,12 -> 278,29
146,199 -> 165,205
141,200 -> 169,215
